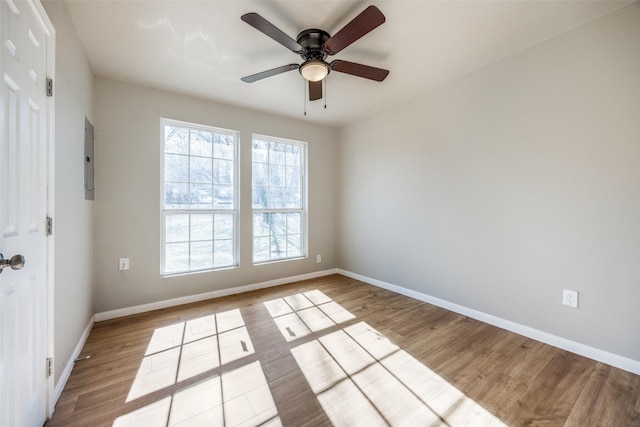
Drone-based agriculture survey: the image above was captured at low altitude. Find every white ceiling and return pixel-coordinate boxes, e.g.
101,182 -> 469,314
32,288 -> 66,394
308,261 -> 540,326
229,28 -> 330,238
63,0 -> 629,127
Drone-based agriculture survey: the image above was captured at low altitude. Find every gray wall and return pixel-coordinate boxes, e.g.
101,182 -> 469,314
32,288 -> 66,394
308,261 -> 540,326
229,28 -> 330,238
338,3 -> 640,361
42,1 -> 95,384
93,77 -> 338,313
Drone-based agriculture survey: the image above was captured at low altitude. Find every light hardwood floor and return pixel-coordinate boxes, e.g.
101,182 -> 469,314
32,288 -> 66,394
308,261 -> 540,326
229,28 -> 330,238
45,274 -> 640,426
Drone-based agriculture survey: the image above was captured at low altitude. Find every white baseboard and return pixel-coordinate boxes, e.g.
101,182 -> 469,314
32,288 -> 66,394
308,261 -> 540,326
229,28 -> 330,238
95,268 -> 339,322
337,269 -> 640,376
54,315 -> 94,405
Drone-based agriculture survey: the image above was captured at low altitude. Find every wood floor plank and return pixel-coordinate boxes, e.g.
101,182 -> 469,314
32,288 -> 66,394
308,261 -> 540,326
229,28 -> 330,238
504,351 -> 594,426
45,274 -> 640,427
565,362 -> 640,426
468,338 -> 552,419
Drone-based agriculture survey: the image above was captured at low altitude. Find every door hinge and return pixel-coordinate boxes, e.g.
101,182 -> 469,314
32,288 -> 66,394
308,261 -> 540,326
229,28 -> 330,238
46,78 -> 53,97
46,217 -> 53,236
46,357 -> 53,377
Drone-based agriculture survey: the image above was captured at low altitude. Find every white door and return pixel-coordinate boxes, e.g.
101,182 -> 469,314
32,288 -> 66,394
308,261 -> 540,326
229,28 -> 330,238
1,0 -> 53,426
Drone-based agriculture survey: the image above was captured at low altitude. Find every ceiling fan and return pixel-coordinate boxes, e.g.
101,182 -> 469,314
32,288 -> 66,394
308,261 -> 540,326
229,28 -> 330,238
241,5 -> 389,102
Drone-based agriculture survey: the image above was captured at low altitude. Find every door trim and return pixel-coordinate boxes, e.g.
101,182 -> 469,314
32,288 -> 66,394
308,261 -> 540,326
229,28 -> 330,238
29,0 -> 56,419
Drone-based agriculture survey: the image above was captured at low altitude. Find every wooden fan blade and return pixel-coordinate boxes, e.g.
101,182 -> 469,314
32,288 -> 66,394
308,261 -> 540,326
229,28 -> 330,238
330,60 -> 389,81
241,64 -> 299,83
324,6 -> 385,55
241,13 -> 305,54
309,80 -> 322,101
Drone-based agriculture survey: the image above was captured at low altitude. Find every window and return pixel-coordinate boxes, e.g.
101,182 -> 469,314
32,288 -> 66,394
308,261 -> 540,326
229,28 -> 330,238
252,135 -> 307,263
161,119 -> 238,275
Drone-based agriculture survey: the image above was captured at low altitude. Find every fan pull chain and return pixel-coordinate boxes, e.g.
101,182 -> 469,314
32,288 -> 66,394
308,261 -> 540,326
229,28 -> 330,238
324,78 -> 327,109
304,79 -> 307,116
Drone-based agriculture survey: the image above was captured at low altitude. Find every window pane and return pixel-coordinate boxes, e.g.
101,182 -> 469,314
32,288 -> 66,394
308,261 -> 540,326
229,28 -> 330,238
214,134 -> 234,160
252,186 -> 268,209
287,213 -> 301,234
269,187 -> 283,209
191,214 -> 213,241
191,241 -> 213,270
252,140 -> 268,162
165,126 -> 189,154
286,166 -> 300,187
269,164 -> 285,186
286,144 -> 300,166
214,240 -> 234,268
287,234 -> 301,257
269,143 -> 286,165
270,235 -> 286,259
190,157 -> 212,184
190,130 -> 212,157
253,213 -> 269,237
214,159 -> 233,185
285,187 -> 301,209
214,214 -> 233,240
253,237 -> 270,262
190,184 -> 213,209
253,163 -> 268,186
166,214 -> 189,243
165,154 -> 189,182
270,213 -> 286,235
165,242 -> 189,273
165,183 -> 189,209
213,185 -> 233,209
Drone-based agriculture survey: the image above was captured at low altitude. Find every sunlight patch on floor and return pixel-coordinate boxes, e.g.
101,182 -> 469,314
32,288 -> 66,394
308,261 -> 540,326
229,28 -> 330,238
112,397 -> 172,427
177,335 -> 219,382
114,362 -> 281,427
114,291 -> 504,426
126,348 -> 181,403
291,321 -> 507,427
264,290 -> 356,342
145,323 -> 184,355
127,308 -> 254,402
183,314 -> 217,343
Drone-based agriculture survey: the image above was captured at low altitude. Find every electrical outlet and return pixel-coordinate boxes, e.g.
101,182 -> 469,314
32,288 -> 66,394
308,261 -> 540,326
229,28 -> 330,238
562,289 -> 578,308
316,254 -> 322,263
119,258 -> 130,271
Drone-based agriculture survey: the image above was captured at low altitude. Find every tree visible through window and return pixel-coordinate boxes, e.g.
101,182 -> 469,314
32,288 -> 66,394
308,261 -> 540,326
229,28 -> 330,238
161,119 -> 238,274
252,136 -> 307,263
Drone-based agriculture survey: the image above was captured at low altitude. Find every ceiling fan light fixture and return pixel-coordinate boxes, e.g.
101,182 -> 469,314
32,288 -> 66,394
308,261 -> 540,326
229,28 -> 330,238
300,60 -> 330,82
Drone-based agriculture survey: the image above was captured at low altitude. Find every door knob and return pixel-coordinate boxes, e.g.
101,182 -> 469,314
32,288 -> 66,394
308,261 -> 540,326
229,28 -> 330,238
0,253 -> 25,273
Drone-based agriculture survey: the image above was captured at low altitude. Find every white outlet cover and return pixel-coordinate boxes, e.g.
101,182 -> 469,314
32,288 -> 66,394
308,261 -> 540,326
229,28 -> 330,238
562,289 -> 578,308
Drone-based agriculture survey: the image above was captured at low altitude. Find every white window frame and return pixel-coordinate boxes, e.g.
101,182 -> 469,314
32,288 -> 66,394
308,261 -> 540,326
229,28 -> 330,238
160,118 -> 239,275
252,134 -> 308,264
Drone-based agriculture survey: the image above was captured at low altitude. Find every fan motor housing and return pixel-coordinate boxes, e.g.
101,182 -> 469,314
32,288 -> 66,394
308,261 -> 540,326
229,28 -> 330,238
297,29 -> 330,60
